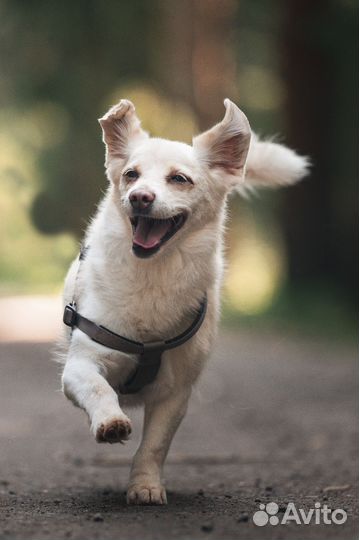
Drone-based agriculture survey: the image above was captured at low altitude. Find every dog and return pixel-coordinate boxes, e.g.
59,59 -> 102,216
60,98 -> 308,505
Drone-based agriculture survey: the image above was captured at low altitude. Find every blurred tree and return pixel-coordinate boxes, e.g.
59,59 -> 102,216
154,0 -> 238,130
0,0 -> 356,314
0,0 -> 153,236
280,0 -> 357,302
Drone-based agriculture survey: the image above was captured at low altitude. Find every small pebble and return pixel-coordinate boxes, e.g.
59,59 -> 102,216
93,513 -> 104,522
201,523 -> 214,533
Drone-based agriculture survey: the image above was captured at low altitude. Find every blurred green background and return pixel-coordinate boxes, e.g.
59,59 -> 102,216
0,0 -> 356,339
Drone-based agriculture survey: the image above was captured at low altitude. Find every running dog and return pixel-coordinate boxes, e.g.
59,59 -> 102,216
60,99 -> 308,504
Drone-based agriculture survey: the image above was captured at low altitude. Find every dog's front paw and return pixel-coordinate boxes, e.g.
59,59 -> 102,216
94,416 -> 132,444
127,483 -> 167,505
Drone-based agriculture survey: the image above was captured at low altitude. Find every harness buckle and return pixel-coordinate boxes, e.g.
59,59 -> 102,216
63,304 -> 77,327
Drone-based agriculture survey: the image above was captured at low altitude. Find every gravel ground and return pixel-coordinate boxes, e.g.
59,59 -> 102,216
0,331 -> 357,539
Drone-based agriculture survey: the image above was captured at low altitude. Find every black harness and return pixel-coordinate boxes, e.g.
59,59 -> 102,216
63,247 -> 207,394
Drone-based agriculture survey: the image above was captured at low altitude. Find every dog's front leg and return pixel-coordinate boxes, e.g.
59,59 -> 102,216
127,388 -> 191,505
62,356 -> 131,444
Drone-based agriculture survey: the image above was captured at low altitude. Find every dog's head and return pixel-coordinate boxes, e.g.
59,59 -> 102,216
99,99 -> 251,259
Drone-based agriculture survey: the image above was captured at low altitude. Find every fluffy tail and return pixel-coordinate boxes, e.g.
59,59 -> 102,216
243,133 -> 310,189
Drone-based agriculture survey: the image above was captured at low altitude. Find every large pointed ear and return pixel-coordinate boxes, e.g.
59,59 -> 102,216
98,99 -> 148,166
192,99 -> 251,179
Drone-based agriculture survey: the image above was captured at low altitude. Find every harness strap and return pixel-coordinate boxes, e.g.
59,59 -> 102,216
63,295 -> 207,394
119,347 -> 163,394
63,304 -> 144,354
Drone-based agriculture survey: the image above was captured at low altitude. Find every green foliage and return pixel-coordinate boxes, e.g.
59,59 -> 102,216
222,282 -> 357,344
0,0 -> 356,337
1,0 -> 156,237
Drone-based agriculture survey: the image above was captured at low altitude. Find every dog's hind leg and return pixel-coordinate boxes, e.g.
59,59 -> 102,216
127,388 -> 191,505
62,356 -> 132,444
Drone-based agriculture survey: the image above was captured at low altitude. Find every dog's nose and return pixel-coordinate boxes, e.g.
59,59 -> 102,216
129,190 -> 156,210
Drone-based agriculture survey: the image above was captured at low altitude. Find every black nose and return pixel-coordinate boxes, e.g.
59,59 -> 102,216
129,190 -> 156,210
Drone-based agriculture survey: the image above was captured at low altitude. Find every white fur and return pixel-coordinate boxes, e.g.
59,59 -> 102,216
245,133 -> 310,188
60,99 -> 308,505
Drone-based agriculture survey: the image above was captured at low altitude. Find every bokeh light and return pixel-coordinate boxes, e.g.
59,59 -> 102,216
224,205 -> 286,315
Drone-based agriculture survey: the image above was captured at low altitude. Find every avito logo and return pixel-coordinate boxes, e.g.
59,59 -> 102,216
253,501 -> 347,526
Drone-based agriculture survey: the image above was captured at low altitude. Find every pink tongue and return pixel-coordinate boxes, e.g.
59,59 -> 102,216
133,218 -> 172,249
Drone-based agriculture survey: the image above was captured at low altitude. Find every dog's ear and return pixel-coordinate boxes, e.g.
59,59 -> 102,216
193,99 -> 251,180
99,99 -> 148,165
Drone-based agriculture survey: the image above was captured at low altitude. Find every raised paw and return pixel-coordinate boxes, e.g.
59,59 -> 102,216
95,417 -> 132,444
127,484 -> 167,505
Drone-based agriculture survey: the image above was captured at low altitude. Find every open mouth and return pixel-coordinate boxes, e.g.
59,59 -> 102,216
130,213 -> 187,258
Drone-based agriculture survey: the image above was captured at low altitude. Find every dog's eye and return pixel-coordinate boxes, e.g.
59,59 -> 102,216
124,169 -> 139,180
170,174 -> 192,185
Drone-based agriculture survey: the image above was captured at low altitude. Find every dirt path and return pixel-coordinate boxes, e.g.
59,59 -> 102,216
0,331 -> 357,539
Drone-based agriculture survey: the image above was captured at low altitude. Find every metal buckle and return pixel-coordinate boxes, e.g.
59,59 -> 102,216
63,304 -> 77,327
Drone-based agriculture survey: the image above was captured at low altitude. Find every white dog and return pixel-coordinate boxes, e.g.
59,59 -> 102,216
60,99 -> 308,505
